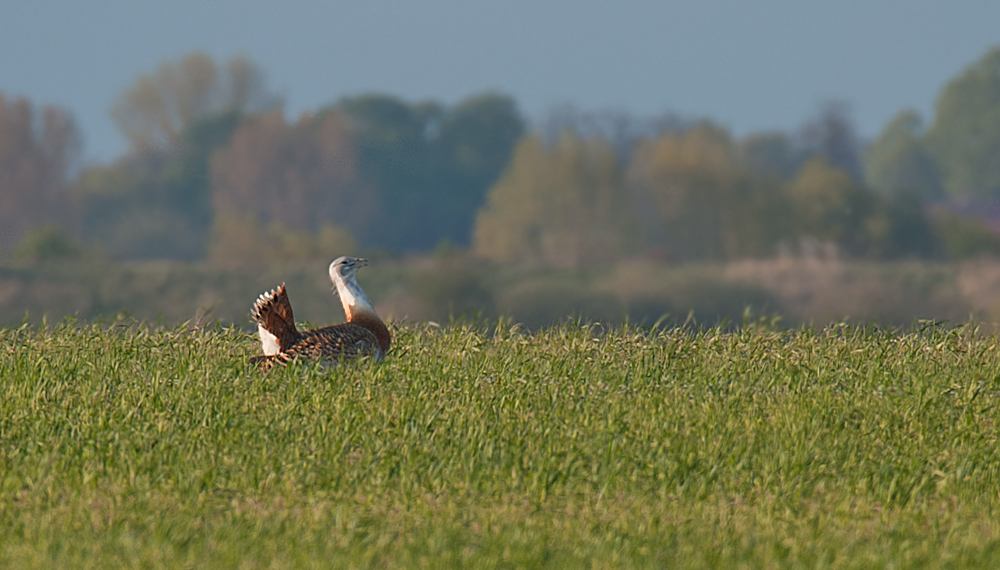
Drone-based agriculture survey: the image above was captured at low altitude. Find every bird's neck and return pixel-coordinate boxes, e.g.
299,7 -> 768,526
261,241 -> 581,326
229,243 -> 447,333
334,274 -> 376,322
333,274 -> 390,354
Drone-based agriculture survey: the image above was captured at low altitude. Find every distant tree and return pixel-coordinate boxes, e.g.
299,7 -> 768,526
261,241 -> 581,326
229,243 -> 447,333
539,103 -> 686,161
785,158 -> 877,256
208,215 -> 355,264
161,110 -> 244,219
798,101 -> 864,182
112,52 -> 279,151
13,224 -> 81,262
740,131 -> 805,180
627,124 -> 787,260
429,93 -> 525,245
927,207 -> 1000,258
924,46 -> 1000,199
331,92 -> 524,250
473,134 -> 635,267
0,93 -> 80,254
877,192 -> 937,258
75,110 -> 244,259
211,110 -> 374,239
86,51 -> 278,259
864,110 -> 942,200
332,94 -> 443,249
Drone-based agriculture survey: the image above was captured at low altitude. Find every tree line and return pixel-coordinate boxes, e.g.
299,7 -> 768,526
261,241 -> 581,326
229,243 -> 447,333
474,123 -> 933,265
4,47 -> 1000,265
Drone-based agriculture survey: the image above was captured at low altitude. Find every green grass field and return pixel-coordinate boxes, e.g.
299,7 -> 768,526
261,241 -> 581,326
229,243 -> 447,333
2,319 -> 1000,568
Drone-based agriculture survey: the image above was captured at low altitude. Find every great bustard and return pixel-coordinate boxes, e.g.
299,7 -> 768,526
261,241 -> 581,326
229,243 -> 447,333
250,256 -> 390,370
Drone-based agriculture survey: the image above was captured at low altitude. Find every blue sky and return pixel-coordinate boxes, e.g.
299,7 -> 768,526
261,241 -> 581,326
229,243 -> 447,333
2,0 -> 998,163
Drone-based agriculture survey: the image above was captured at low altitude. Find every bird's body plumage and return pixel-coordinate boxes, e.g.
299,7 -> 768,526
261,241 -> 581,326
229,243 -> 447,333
250,257 -> 390,370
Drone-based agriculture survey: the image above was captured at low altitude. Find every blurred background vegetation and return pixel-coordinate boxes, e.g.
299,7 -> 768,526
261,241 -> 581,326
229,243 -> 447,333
5,48 -> 1000,328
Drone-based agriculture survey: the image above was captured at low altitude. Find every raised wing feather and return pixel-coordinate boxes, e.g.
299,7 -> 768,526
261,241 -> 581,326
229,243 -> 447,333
251,284 -> 301,353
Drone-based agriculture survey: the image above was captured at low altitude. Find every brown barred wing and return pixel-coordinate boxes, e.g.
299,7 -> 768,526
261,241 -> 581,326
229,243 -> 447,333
285,323 -> 384,363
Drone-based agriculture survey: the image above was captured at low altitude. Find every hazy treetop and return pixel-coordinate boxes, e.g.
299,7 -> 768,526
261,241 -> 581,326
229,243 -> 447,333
112,52 -> 280,151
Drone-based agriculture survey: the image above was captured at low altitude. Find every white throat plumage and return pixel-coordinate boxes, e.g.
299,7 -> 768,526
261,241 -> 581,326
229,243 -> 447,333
331,271 -> 376,321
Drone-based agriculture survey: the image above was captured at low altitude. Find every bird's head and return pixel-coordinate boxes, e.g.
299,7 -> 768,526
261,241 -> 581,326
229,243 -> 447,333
329,256 -> 368,282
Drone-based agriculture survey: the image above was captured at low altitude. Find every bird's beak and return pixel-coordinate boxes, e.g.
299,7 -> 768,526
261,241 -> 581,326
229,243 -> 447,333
357,258 -> 369,267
